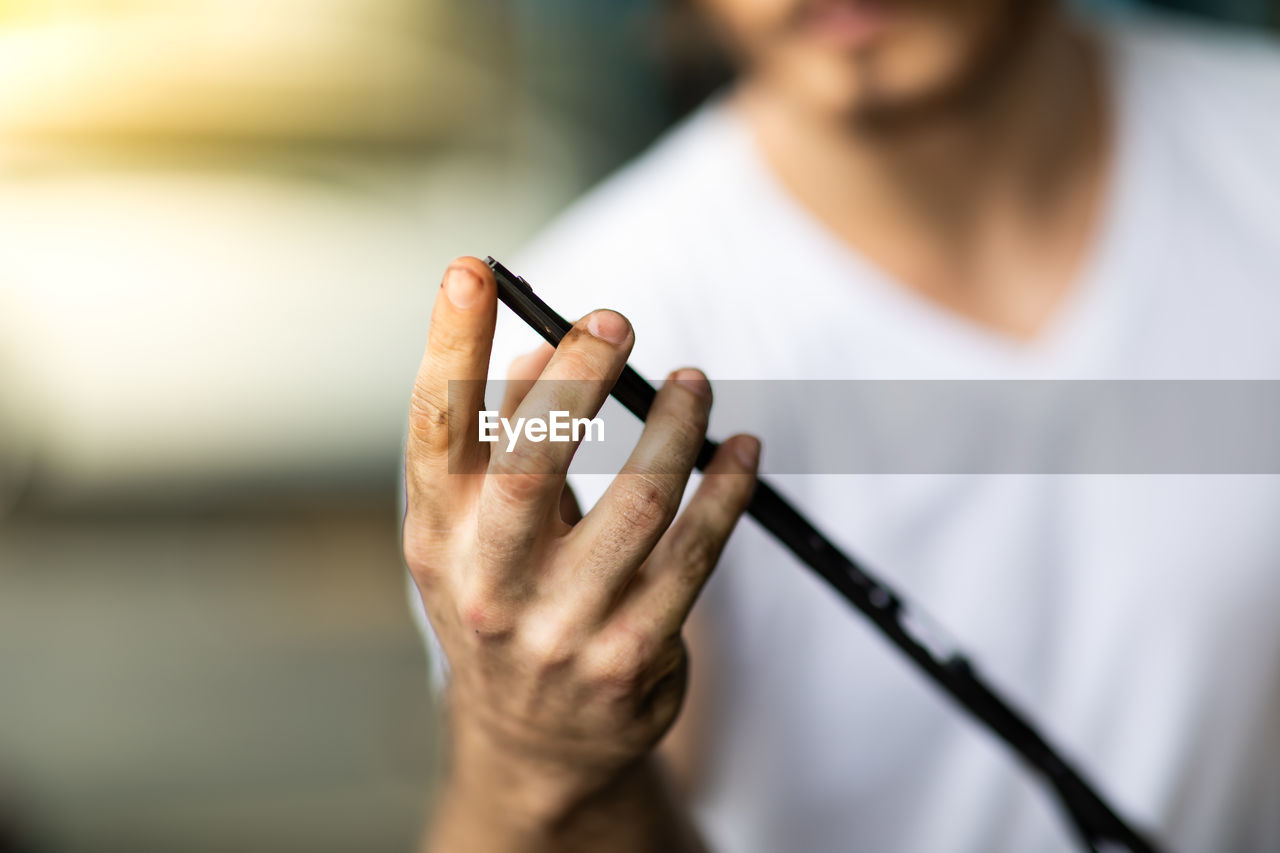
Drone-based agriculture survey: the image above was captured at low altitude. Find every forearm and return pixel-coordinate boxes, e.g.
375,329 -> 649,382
426,750 -> 706,853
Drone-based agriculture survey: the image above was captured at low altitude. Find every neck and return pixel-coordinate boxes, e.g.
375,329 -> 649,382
736,12 -> 1110,340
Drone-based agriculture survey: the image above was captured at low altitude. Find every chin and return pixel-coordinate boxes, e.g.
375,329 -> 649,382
751,0 -> 1049,127
768,36 -> 979,125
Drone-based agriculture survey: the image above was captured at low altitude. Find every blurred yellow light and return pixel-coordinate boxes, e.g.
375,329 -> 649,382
0,0 -> 489,146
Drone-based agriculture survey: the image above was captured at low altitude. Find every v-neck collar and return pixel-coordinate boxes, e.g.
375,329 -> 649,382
717,25 -> 1167,379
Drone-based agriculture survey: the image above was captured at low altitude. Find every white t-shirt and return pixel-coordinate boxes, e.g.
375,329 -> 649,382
416,16 -> 1280,853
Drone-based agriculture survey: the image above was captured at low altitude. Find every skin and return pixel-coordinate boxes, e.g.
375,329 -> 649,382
408,0 -> 1111,849
406,257 -> 759,851
707,0 -> 1110,339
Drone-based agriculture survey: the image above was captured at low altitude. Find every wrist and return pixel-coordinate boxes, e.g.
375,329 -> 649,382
445,714 -> 618,832
434,723 -> 698,853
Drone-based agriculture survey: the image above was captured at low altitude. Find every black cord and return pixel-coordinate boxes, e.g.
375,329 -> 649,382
485,257 -> 1161,853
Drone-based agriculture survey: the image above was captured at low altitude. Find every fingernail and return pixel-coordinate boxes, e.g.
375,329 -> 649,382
586,310 -> 630,345
733,436 -> 761,470
444,264 -> 482,309
671,368 -> 711,400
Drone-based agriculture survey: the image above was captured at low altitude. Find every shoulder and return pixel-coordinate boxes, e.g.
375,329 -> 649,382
1106,13 -> 1280,242
1111,10 -> 1280,89
1110,14 -> 1280,163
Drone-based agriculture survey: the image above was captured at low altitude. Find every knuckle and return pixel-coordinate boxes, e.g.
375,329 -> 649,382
519,621 -> 579,674
591,627 -> 656,695
408,566 -> 444,602
668,521 -> 724,579
456,587 -> 515,643
611,474 -> 675,532
408,381 -> 451,444
406,562 -> 441,595
595,653 -> 649,697
402,512 -> 457,583
402,533 -> 444,581
487,461 -> 556,505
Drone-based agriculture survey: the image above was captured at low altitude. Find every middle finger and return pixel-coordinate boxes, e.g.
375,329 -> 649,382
476,310 -> 634,569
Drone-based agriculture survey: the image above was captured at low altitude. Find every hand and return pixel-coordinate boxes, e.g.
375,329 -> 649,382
403,257 -> 759,829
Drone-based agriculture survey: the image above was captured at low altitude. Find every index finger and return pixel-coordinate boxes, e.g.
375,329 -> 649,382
406,257 -> 498,498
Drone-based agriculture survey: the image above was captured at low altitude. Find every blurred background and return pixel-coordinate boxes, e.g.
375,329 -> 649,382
0,1 -> 1275,851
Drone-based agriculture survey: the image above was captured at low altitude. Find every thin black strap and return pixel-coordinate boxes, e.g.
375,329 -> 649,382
485,257 -> 1160,853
